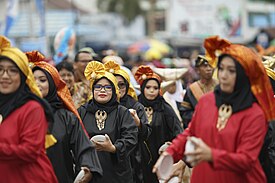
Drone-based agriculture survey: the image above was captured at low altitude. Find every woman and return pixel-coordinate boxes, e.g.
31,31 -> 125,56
104,60 -> 152,183
78,61 -> 138,183
153,36 -> 275,183
56,60 -> 91,109
0,36 -> 58,182
134,65 -> 183,183
27,51 -> 102,183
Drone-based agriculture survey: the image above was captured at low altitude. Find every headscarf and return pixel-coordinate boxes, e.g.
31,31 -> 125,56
0,36 -> 55,148
26,51 -> 88,135
204,36 -> 275,122
135,65 -> 164,111
104,60 -> 137,100
84,61 -> 119,114
214,55 -> 255,113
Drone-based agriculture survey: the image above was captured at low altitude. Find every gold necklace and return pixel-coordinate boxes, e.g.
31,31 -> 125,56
216,104 -> 232,131
144,107 -> 153,124
95,110 -> 107,130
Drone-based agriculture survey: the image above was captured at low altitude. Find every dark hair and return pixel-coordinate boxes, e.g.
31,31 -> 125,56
74,51 -> 92,62
55,61 -> 74,74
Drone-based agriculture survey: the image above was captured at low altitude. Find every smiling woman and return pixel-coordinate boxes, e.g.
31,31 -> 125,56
78,61 -> 138,183
0,36 -> 58,183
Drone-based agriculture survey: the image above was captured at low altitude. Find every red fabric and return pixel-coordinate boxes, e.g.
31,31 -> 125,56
0,101 -> 58,183
167,93 -> 267,183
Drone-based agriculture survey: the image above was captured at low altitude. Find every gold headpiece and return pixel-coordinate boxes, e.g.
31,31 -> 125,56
104,60 -> 137,100
0,36 -> 41,97
85,61 -> 120,100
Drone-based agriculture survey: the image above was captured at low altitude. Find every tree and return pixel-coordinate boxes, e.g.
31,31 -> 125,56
97,0 -> 143,24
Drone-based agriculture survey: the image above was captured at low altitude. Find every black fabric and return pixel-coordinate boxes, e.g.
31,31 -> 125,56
214,55 -> 254,113
269,77 -> 275,94
0,65 -> 54,130
87,77 -> 119,114
33,67 -> 63,110
78,104 -> 138,183
137,79 -> 182,183
47,108 -> 102,183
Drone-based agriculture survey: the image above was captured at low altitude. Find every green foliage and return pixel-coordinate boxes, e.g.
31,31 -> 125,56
97,0 -> 144,24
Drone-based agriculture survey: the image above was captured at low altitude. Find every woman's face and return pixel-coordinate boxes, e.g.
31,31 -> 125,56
0,59 -> 21,94
59,68 -> 75,91
218,56 -> 236,93
144,79 -> 159,100
33,70 -> 49,97
93,78 -> 113,104
116,75 -> 126,98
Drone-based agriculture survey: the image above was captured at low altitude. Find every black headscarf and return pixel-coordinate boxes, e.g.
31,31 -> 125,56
214,54 -> 255,113
32,67 -> 63,111
138,78 -> 165,111
0,58 -> 54,130
119,78 -> 136,108
87,77 -> 119,114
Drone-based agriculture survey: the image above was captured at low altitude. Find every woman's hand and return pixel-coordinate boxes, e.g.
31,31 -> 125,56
129,109 -> 141,127
77,167 -> 92,183
184,137 -> 212,167
165,160 -> 186,183
93,134 -> 116,153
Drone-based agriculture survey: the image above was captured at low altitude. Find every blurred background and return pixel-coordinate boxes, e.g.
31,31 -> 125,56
0,0 -> 274,62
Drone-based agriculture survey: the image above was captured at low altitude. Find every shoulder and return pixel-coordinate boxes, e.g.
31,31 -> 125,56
197,92 -> 215,104
132,101 -> 144,110
118,105 -> 129,113
20,100 -> 44,112
244,102 -> 265,119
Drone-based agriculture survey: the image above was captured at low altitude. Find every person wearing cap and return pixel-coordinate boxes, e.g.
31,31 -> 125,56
104,60 -> 151,183
134,65 -> 182,183
180,55 -> 218,128
27,51 -> 103,183
56,60 -> 91,109
78,61 -> 138,183
153,36 -> 275,183
0,36 -> 58,182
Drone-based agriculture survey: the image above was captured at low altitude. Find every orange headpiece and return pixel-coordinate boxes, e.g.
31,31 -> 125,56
204,36 -> 275,122
26,51 -> 88,134
134,65 -> 162,95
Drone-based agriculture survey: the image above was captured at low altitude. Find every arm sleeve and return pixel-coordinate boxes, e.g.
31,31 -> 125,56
210,112 -> 267,173
166,106 -> 199,162
0,105 -> 47,163
136,103 -> 152,141
68,112 -> 103,176
113,107 -> 138,161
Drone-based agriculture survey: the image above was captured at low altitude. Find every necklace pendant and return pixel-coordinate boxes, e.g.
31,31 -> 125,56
217,104 -> 232,131
144,107 -> 153,124
95,110 -> 107,130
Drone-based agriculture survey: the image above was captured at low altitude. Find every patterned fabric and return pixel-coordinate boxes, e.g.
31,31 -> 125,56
204,36 -> 275,121
104,60 -> 137,100
72,81 -> 91,109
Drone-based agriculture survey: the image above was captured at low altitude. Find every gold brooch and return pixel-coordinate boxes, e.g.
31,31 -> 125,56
95,110 -> 107,130
144,107 -> 153,124
0,114 -> 2,124
216,104 -> 232,131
